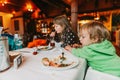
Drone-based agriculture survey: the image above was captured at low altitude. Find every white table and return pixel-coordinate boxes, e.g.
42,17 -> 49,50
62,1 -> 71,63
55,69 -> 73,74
0,47 -> 87,80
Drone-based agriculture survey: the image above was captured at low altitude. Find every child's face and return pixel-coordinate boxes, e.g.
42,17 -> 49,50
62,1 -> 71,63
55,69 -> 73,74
80,29 -> 94,46
54,24 -> 63,33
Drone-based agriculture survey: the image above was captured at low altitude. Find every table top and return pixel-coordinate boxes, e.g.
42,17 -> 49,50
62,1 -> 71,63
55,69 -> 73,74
0,46 -> 87,80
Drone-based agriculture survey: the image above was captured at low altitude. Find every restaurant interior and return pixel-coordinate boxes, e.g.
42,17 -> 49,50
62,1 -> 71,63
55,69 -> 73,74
0,0 -> 120,51
0,0 -> 120,80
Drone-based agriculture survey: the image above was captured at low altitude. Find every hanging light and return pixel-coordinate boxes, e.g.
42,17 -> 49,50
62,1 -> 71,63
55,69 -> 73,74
94,12 -> 100,20
26,2 -> 33,12
12,10 -> 16,16
0,0 -> 7,6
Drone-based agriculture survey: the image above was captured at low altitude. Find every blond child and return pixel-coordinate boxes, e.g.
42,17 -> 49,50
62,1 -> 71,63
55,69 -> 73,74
65,21 -> 120,77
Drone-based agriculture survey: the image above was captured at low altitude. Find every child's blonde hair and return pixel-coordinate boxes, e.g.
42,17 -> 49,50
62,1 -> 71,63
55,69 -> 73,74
80,21 -> 111,42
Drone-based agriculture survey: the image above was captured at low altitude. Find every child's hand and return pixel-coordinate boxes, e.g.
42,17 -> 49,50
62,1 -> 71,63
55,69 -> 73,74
71,43 -> 81,48
64,45 -> 72,52
50,32 -> 56,37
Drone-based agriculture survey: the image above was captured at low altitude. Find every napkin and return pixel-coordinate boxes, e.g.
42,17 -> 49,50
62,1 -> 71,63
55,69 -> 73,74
27,39 -> 47,48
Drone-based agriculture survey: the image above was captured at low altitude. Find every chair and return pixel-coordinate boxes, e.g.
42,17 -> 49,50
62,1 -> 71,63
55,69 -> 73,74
116,29 -> 120,48
85,67 -> 120,80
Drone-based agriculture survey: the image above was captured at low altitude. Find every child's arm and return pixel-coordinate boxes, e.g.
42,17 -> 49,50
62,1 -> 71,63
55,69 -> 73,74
49,32 -> 56,37
65,45 -> 73,52
71,43 -> 81,48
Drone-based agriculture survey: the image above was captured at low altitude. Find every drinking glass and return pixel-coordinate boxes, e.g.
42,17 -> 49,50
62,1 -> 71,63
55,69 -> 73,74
50,37 -> 55,47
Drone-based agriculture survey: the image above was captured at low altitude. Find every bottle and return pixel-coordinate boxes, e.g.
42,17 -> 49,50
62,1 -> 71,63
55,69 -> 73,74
14,34 -> 23,50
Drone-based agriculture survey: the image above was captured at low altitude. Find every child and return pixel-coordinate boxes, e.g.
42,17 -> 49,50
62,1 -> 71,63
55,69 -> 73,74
51,15 -> 80,48
65,21 -> 120,77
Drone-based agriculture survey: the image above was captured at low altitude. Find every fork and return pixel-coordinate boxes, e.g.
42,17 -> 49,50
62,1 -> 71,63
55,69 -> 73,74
60,52 -> 65,63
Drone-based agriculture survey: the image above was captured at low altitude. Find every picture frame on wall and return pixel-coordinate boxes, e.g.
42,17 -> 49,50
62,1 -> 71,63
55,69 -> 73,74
14,20 -> 19,31
0,16 -> 3,27
112,13 -> 120,26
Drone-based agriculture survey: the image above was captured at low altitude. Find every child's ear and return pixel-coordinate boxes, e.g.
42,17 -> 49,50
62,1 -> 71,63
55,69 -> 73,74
92,37 -> 99,43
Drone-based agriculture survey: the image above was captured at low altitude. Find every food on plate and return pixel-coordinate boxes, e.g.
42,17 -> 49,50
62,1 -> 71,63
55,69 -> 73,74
58,62 -> 74,67
37,45 -> 54,51
42,57 -> 50,66
41,55 -> 74,67
40,46 -> 48,50
37,46 -> 49,50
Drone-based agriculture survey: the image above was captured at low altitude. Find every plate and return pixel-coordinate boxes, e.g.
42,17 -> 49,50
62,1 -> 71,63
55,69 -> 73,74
37,46 -> 54,51
41,56 -> 79,70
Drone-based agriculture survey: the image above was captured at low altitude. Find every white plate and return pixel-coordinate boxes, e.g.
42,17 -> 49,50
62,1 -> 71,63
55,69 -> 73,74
40,56 -> 79,70
37,46 -> 54,51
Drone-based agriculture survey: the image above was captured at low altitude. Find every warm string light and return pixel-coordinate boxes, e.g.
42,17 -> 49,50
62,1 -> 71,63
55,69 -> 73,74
94,12 -> 100,20
26,2 -> 33,12
0,0 -> 7,6
12,10 -> 16,16
0,0 -> 36,14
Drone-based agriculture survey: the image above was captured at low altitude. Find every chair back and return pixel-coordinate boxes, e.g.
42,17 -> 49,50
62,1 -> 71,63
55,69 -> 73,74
85,67 -> 120,80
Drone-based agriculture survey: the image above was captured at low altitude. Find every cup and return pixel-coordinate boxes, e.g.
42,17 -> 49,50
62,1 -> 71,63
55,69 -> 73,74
9,51 -> 20,63
50,40 -> 55,47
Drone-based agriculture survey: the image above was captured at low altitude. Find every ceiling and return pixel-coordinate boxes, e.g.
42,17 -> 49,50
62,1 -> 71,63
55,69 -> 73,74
32,0 -> 120,17
0,0 -> 120,17
0,0 -> 26,12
